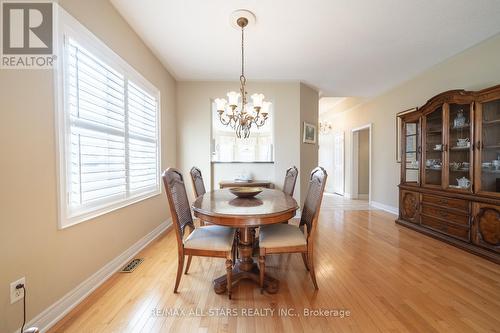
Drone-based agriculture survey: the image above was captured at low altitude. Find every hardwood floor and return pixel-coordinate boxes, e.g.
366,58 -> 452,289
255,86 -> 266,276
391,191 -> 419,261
49,195 -> 500,332
321,193 -> 373,211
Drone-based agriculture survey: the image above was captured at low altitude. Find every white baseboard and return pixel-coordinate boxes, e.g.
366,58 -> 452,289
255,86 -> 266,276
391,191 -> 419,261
343,192 -> 352,199
370,201 -> 398,215
358,193 -> 369,200
17,219 -> 172,333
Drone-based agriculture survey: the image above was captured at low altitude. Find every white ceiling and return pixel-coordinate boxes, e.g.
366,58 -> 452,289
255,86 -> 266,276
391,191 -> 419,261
319,97 -> 346,114
111,0 -> 500,97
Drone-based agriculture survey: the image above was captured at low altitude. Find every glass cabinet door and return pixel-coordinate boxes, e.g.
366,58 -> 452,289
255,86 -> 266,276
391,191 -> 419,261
423,106 -> 443,187
403,121 -> 419,184
447,103 -> 473,191
478,98 -> 500,196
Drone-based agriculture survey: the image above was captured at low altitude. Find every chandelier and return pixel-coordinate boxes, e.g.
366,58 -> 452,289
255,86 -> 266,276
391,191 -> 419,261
320,121 -> 333,134
214,13 -> 271,139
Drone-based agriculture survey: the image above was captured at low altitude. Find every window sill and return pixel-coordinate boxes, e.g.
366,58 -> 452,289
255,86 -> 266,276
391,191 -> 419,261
59,190 -> 161,230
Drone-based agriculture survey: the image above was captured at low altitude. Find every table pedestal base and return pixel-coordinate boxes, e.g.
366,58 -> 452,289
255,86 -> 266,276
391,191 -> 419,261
213,227 -> 279,294
213,263 -> 279,294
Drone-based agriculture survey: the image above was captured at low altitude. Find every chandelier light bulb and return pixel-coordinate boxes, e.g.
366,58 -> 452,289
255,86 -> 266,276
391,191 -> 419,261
227,91 -> 240,107
251,93 -> 265,108
261,101 -> 271,116
214,98 -> 227,112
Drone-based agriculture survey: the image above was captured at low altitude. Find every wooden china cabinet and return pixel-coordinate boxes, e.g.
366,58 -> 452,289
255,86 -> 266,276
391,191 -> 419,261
397,85 -> 500,264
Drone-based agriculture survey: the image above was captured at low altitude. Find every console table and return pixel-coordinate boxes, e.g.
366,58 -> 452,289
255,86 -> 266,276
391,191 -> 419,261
219,180 -> 273,189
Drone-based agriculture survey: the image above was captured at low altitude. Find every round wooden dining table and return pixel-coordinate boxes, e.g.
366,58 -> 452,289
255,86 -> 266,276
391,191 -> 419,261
192,188 -> 298,294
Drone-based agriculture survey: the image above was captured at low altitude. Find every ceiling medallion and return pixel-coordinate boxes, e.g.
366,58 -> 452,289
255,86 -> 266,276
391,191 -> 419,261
214,10 -> 270,139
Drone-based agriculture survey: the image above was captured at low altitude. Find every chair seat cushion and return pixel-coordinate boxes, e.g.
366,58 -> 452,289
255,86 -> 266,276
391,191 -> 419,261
184,225 -> 235,252
259,223 -> 307,248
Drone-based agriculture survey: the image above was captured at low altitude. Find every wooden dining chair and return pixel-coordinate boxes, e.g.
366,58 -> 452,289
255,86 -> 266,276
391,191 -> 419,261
163,168 -> 236,298
190,166 -> 207,226
190,166 -> 206,198
282,166 -> 298,197
281,166 -> 298,224
258,167 -> 327,292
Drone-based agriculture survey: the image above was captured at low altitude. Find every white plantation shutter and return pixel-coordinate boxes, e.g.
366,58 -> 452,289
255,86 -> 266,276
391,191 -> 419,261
61,36 -> 160,225
127,81 -> 159,193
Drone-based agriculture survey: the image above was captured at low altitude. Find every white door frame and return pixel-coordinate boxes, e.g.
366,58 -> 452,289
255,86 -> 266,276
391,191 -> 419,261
333,131 -> 345,195
351,124 -> 372,203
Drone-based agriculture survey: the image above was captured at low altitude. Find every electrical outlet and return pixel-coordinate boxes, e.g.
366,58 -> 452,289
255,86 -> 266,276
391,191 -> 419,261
10,277 -> 25,304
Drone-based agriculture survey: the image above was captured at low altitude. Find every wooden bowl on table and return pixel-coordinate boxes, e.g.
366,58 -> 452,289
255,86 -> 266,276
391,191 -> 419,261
229,187 -> 263,198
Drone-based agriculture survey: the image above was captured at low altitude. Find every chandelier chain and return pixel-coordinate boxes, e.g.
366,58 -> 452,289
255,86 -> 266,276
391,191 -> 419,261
240,25 -> 246,106
241,25 -> 245,79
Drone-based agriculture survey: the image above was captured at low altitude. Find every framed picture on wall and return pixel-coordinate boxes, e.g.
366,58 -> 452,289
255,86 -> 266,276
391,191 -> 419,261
396,107 -> 418,162
303,122 -> 317,144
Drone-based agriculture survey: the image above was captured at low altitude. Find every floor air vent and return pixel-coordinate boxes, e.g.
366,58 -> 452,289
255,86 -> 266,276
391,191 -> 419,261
120,258 -> 144,273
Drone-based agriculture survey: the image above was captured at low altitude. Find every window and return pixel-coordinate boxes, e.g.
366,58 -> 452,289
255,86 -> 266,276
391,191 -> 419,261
56,9 -> 160,228
211,102 -> 274,162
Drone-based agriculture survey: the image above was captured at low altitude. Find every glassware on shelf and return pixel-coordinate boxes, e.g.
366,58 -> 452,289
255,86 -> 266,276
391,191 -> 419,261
493,160 -> 500,169
433,144 -> 442,151
425,159 -> 442,169
480,99 -> 500,193
424,107 -> 443,186
450,161 -> 469,171
456,177 -> 471,189
447,104 -> 472,190
456,138 -> 470,148
453,109 -> 467,128
450,162 -> 461,171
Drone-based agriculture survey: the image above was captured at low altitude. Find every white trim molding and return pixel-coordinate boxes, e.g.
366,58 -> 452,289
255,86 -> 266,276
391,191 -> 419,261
15,219 -> 172,333
370,201 -> 398,215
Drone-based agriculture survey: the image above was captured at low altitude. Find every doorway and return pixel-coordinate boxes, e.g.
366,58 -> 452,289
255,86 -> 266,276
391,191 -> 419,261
351,124 -> 372,201
332,131 -> 344,195
319,131 -> 344,195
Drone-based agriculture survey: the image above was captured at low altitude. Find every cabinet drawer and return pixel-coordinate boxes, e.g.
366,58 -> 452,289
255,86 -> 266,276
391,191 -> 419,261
422,194 -> 469,212
447,223 -> 470,242
421,215 -> 446,233
421,215 -> 470,242
421,205 -> 469,226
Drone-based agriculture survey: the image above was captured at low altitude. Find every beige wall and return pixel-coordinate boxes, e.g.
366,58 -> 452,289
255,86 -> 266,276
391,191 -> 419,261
0,1 -> 176,332
320,33 -> 500,209
358,129 -> 369,195
176,81 -> 304,201
299,83 -> 319,203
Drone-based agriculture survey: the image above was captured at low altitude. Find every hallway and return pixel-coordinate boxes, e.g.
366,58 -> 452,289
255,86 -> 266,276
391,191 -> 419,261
321,193 -> 373,211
